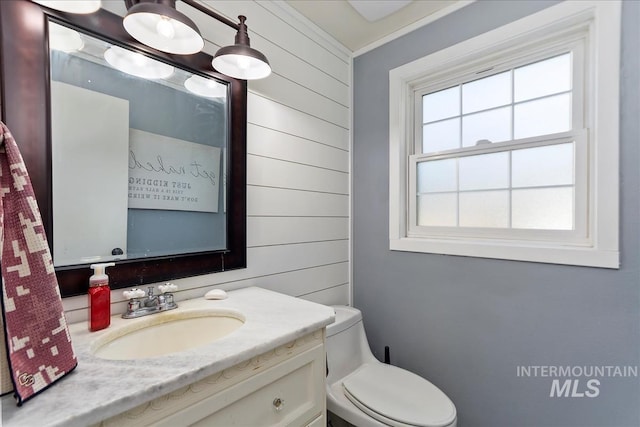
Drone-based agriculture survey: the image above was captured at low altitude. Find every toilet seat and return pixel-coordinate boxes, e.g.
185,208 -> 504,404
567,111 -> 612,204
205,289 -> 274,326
342,363 -> 456,427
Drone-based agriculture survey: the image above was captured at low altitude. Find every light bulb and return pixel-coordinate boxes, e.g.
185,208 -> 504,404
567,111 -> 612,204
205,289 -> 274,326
237,55 -> 251,70
156,16 -> 175,40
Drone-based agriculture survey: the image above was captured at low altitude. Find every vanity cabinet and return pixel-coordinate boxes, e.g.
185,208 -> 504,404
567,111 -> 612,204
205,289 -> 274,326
0,288 -> 334,427
95,330 -> 326,427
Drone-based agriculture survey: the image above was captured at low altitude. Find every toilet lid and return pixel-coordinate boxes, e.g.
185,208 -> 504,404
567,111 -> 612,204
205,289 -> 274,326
342,363 -> 456,427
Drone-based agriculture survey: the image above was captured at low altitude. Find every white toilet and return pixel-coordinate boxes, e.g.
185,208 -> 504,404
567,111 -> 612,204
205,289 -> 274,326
326,305 -> 457,427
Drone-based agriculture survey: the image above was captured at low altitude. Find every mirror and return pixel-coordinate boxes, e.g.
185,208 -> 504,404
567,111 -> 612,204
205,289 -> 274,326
0,0 -> 247,296
49,22 -> 229,266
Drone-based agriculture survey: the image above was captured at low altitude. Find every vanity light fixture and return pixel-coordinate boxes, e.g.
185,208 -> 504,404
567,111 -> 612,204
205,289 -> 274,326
33,0 -> 271,80
123,0 -> 204,55
124,0 -> 271,80
211,15 -> 271,80
32,0 -> 101,14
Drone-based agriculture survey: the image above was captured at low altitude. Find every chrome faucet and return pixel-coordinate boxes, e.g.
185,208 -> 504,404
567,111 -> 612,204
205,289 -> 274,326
143,287 -> 159,307
122,283 -> 178,319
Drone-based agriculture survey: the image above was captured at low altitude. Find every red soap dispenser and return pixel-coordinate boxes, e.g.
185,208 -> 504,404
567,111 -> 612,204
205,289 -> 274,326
88,262 -> 115,331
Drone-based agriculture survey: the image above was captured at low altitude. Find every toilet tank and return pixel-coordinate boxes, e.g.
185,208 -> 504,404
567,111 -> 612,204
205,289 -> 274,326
326,306 -> 378,384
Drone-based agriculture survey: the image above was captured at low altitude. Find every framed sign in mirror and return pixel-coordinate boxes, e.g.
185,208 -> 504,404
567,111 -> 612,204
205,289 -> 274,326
0,0 -> 247,297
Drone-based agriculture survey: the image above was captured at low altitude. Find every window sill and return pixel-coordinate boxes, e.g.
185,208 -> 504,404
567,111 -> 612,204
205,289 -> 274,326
390,237 -> 619,269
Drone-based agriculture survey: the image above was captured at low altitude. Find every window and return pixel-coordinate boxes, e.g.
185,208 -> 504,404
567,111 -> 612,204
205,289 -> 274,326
389,1 -> 621,268
411,51 -> 585,239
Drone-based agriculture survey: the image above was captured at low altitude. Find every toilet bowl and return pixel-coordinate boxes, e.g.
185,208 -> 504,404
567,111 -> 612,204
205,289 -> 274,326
326,306 -> 457,427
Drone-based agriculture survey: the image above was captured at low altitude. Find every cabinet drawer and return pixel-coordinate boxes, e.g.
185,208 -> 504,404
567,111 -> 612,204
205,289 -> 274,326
162,343 -> 325,426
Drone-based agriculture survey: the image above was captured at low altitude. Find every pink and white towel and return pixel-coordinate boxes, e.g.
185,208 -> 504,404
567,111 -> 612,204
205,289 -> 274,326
0,121 -> 76,405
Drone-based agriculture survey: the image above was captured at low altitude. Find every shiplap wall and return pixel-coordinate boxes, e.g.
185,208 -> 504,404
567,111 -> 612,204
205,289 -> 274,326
61,0 -> 351,323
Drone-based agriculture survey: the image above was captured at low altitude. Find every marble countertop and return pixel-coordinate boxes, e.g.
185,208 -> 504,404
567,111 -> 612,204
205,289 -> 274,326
1,287 -> 335,427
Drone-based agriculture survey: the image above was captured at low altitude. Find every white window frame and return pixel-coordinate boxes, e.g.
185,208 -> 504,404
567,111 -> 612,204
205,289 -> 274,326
389,1 -> 621,268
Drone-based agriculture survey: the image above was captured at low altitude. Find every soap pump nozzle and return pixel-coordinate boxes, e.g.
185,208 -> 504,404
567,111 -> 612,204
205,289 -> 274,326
90,262 -> 115,280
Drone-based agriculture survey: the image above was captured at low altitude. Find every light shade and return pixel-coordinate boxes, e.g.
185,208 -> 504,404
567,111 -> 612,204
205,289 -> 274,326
123,0 -> 204,55
49,22 -> 84,52
104,46 -> 174,79
212,16 -> 271,80
184,76 -> 227,98
33,0 -> 101,14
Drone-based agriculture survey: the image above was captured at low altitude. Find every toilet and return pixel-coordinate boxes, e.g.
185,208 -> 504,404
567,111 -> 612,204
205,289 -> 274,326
326,305 -> 457,427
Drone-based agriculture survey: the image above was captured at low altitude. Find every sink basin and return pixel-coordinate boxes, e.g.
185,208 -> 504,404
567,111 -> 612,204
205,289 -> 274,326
91,308 -> 245,360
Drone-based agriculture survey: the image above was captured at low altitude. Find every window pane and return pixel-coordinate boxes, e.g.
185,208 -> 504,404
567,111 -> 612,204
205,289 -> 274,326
417,159 -> 457,193
423,86 -> 460,123
512,187 -> 573,230
459,190 -> 509,228
514,93 -> 571,139
422,118 -> 460,153
462,71 -> 511,114
514,53 -> 571,102
418,193 -> 457,226
512,143 -> 574,188
459,152 -> 509,191
462,107 -> 511,147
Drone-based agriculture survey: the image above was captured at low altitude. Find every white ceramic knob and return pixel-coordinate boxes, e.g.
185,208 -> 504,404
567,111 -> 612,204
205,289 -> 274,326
123,288 -> 145,300
158,283 -> 178,293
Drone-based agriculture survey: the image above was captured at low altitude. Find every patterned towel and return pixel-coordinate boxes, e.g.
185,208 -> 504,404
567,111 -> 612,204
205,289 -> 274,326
0,121 -> 77,405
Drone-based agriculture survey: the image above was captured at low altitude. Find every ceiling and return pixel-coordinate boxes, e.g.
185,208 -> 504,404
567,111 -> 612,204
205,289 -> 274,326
285,0 -> 460,52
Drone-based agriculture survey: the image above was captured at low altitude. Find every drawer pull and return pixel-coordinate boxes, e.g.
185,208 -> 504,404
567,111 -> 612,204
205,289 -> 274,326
272,397 -> 285,412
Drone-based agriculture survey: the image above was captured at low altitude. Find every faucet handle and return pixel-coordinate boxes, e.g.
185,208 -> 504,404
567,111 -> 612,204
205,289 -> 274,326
158,283 -> 178,294
123,288 -> 146,300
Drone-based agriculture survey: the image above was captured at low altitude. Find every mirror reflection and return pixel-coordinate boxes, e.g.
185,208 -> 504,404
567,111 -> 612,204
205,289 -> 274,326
49,21 -> 229,267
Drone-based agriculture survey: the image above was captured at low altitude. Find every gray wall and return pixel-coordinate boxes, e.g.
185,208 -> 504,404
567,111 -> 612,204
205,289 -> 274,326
352,1 -> 639,426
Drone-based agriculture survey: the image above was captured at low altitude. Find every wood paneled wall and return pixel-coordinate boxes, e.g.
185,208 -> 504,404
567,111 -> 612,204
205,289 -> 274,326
60,0 -> 351,322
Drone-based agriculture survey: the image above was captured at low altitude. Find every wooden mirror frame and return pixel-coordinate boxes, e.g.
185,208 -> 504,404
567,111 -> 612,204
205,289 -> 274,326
0,0 -> 247,297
